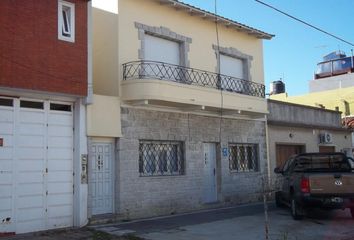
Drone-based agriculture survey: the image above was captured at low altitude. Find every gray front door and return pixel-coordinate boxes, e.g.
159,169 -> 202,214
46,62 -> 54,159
203,143 -> 217,203
89,142 -> 114,215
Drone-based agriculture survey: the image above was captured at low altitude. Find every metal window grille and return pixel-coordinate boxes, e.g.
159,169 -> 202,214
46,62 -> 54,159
123,61 -> 265,98
229,143 -> 258,172
139,140 -> 185,176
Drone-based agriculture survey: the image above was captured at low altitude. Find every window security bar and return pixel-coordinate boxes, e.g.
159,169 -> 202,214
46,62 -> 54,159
139,141 -> 185,176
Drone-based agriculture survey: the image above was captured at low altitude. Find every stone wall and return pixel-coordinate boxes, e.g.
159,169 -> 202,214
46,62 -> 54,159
117,107 -> 267,219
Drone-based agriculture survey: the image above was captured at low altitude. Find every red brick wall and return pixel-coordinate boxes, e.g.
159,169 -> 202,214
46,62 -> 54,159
0,0 -> 88,96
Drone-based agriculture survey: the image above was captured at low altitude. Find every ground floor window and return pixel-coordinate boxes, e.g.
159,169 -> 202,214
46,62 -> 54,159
229,143 -> 258,172
139,140 -> 185,176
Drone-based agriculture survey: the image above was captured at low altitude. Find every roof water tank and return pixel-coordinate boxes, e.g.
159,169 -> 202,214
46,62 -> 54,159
271,80 -> 285,95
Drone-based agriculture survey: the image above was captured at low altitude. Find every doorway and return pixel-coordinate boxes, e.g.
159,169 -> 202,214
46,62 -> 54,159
89,142 -> 114,215
319,145 -> 335,153
203,143 -> 217,203
276,144 -> 305,167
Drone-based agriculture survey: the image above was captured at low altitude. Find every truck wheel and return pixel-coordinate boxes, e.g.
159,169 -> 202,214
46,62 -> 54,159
351,208 -> 354,219
291,195 -> 304,220
275,191 -> 283,207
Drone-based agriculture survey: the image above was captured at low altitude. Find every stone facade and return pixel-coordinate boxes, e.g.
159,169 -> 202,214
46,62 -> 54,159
116,107 -> 267,219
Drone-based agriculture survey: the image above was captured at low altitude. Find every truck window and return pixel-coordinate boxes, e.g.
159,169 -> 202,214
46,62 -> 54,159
294,155 -> 351,172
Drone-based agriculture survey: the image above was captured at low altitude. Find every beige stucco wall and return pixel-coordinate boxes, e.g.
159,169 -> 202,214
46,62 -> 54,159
267,125 -> 352,177
93,0 -> 265,98
87,94 -> 122,137
92,4 -> 119,96
91,0 -> 268,136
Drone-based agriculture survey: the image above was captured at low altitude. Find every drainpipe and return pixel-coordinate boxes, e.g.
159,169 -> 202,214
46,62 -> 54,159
265,114 -> 271,184
85,0 -> 93,105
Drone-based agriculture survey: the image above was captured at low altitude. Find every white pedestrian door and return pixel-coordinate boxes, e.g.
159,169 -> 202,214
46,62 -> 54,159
203,143 -> 217,203
89,143 -> 113,215
0,98 -> 73,234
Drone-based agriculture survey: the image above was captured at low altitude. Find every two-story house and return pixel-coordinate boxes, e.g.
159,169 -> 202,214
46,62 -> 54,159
89,0 -> 273,220
0,0 -> 91,234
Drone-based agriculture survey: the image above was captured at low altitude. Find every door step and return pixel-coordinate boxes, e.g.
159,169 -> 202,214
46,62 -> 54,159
89,214 -> 125,225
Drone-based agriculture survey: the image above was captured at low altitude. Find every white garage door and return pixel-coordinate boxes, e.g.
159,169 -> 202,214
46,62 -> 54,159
0,98 -> 73,234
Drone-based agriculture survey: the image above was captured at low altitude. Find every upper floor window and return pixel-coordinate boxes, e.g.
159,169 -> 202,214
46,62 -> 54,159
213,45 -> 253,93
145,35 -> 180,66
58,0 -> 75,42
220,54 -> 244,80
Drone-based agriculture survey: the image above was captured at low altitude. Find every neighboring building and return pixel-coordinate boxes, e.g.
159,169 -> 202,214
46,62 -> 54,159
267,100 -> 352,177
270,51 -> 354,117
0,0 -> 91,234
89,0 -> 273,219
270,51 -> 354,143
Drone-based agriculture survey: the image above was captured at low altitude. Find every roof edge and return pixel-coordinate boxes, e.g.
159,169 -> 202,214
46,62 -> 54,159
155,0 -> 274,40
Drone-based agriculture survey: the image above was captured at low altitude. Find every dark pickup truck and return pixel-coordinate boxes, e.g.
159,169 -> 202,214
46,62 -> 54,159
274,152 -> 354,220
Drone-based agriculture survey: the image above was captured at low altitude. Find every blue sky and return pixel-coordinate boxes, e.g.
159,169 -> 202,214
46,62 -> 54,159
180,0 -> 354,96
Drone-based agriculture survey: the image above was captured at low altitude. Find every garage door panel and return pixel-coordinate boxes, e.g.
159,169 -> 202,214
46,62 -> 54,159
18,172 -> 43,183
18,148 -> 45,160
18,159 -> 43,171
17,207 -> 44,221
47,216 -> 72,230
19,110 -> 44,122
48,148 -> 72,160
18,135 -> 44,148
48,182 -> 72,194
0,108 -> 14,121
48,171 -> 73,182
0,161 -> 12,174
17,183 -> 44,196
47,194 -> 72,206
17,195 -> 44,209
0,122 -> 14,135
0,150 -> 13,162
48,160 -> 72,171
0,172 -> 13,184
19,124 -> 45,135
48,136 -> 72,148
0,184 -> 12,194
48,113 -> 73,126
17,220 -> 44,234
48,205 -> 72,218
0,197 -> 12,211
48,126 -> 72,137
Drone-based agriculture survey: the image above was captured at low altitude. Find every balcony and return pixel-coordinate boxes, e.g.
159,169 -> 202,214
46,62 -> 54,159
122,60 -> 267,116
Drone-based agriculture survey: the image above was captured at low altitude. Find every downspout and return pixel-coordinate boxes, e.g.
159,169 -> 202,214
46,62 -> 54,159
85,0 -> 93,105
265,114 -> 271,183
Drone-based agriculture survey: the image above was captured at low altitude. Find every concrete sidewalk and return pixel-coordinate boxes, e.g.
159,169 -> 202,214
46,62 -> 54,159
91,202 -> 354,240
4,202 -> 354,240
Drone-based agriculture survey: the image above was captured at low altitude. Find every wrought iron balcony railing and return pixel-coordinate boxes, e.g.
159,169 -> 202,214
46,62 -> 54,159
123,60 -> 265,98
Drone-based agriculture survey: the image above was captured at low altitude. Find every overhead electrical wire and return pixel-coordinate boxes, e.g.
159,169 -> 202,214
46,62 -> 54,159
255,0 -> 354,47
214,0 -> 224,142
